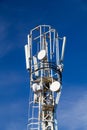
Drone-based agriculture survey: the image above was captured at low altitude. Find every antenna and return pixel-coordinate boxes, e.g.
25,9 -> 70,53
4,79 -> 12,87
61,36 -> 66,62
24,25 -> 66,130
38,50 -> 46,60
33,56 -> 39,76
24,44 -> 30,69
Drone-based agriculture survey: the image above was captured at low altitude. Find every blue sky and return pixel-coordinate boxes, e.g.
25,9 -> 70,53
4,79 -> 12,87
0,0 -> 87,130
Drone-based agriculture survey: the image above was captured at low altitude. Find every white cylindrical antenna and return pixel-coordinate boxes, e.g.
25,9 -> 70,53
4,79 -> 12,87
61,36 -> 66,62
55,92 -> 61,104
27,34 -> 30,45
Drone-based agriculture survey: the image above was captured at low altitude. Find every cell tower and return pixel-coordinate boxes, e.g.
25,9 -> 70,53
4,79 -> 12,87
24,25 -> 66,130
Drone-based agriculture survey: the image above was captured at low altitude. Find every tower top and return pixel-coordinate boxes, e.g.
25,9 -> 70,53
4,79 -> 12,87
24,25 -> 66,130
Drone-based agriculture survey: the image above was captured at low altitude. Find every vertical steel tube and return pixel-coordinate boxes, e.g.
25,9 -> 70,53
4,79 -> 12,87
56,33 -> 59,65
49,26 -> 53,76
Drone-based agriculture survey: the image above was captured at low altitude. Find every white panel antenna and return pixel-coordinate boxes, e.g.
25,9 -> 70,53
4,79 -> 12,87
24,44 -> 30,69
33,56 -> 39,76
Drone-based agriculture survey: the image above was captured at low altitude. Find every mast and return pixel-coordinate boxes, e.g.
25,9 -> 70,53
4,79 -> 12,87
24,25 -> 66,130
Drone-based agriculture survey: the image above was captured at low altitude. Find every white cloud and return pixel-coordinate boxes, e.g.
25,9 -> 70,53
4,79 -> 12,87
58,89 -> 87,130
6,122 -> 25,130
0,100 -> 27,130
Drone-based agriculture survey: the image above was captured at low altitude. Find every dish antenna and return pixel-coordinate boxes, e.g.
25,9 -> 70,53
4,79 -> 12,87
50,81 -> 61,92
38,49 -> 46,60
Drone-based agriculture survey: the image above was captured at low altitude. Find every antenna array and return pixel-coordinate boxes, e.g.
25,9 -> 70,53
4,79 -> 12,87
25,25 -> 66,130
